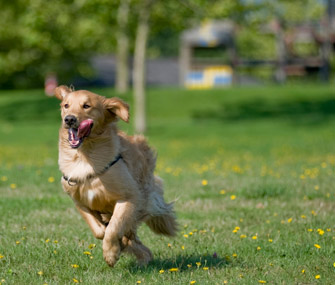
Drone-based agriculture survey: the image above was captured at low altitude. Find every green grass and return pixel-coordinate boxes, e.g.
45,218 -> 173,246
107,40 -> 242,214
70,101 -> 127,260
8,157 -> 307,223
0,84 -> 334,284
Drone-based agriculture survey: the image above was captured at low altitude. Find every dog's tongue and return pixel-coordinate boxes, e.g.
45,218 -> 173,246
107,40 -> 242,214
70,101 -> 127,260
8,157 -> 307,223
77,119 -> 93,138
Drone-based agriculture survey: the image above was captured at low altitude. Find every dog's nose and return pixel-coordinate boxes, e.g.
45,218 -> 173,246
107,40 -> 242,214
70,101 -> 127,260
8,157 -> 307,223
64,115 -> 77,127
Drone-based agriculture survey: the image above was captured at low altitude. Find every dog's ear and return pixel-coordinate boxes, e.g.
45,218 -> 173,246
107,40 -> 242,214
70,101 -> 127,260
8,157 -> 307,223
104,97 -> 129,123
54,85 -> 72,100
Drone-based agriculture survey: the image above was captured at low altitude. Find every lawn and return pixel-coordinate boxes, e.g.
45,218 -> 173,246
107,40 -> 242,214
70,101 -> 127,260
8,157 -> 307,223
0,84 -> 334,284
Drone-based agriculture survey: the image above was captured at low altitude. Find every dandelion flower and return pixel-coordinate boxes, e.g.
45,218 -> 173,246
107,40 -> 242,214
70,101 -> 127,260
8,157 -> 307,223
169,268 -> 178,272
258,280 -> 266,284
159,270 -> 164,274
183,234 -> 189,238
240,234 -> 247,239
268,239 -> 273,243
301,269 -> 305,273
181,245 -> 185,250
167,243 -> 172,247
203,267 -> 209,270
1,176 -> 8,181
37,271 -> 43,276
88,243 -> 96,249
232,253 -> 237,258
220,190 -> 226,195
83,251 -> 91,255
73,278 -> 79,283
0,254 -> 4,259
230,195 -> 236,200
54,240 -> 58,243
71,264 -> 79,268
45,239 -> 50,243
315,275 -> 320,279
287,218 -> 292,223
196,262 -> 201,267
15,241 -> 20,245
257,246 -> 261,251
48,177 -> 55,183
317,229 -> 325,236
307,229 -> 313,232
314,244 -> 321,249
301,215 -> 306,219
201,179 -> 208,186
252,235 -> 257,240
10,183 -> 16,189
136,281 -> 141,284
190,281 -> 196,284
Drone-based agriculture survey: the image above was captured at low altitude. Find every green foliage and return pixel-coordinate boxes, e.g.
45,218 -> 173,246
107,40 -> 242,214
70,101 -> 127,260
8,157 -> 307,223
0,85 -> 335,283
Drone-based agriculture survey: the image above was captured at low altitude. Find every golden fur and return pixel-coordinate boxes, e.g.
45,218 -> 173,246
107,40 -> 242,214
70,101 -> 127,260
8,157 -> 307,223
55,86 -> 177,267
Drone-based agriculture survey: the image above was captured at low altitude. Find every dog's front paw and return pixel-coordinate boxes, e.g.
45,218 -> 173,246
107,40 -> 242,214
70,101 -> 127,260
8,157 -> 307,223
103,250 -> 119,267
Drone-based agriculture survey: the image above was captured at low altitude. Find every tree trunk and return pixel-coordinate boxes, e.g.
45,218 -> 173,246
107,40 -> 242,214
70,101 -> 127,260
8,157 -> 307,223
116,0 -> 130,94
133,1 -> 151,134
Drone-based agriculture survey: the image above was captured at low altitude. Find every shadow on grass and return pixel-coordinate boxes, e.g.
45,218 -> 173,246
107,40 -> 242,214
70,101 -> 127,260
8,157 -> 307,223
0,97 -> 60,122
192,97 -> 335,124
128,254 -> 228,273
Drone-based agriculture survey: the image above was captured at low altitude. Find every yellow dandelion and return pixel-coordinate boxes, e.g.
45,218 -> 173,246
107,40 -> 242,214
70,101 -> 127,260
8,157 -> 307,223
258,281 -> 266,284
71,264 -> 79,268
159,269 -> 164,274
252,235 -> 257,240
301,269 -> 305,273
88,243 -> 96,249
314,244 -> 321,249
73,278 -> 79,283
54,250 -> 57,254
189,232 -> 193,235
48,177 -> 55,183
240,234 -> 247,239
37,271 -> 43,276
311,210 -> 317,216
0,254 -> 4,259
224,281 -> 228,284
90,256 -> 93,259
10,183 -> 16,189
54,240 -> 58,243
136,281 -> 141,284
220,190 -> 226,195
301,215 -> 306,219
83,251 -> 91,255
15,241 -> 20,244
287,218 -> 292,223
268,239 -> 273,243
203,267 -> 209,270
1,176 -> 8,181
333,262 -> 335,267
190,281 -> 196,284
22,226 -> 27,230
326,229 -> 331,232
196,262 -> 201,267
169,268 -> 178,272
257,246 -> 261,251
183,234 -> 189,238
201,179 -> 208,186
318,229 -> 325,236
230,195 -> 236,200
315,275 -> 320,279
187,264 -> 192,268
307,229 -> 313,232
314,185 -> 319,190
232,253 -> 237,258
181,245 -> 185,250
167,243 -> 172,247
45,239 -> 50,243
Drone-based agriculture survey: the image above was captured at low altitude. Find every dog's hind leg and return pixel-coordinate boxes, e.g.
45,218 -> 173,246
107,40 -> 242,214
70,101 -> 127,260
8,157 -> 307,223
122,234 -> 153,266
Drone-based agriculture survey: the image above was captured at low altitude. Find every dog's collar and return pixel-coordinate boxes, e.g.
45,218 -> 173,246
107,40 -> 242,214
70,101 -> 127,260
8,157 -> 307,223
62,154 -> 123,186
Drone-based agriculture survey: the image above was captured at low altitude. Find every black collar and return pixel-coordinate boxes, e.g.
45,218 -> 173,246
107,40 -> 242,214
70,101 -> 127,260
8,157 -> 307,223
63,154 -> 123,186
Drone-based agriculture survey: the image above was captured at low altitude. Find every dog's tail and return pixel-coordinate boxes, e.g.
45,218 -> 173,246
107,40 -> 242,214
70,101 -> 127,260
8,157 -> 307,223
145,177 -> 178,236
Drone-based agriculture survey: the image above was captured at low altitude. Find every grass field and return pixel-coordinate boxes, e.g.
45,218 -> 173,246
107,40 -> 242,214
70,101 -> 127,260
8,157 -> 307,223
0,84 -> 334,284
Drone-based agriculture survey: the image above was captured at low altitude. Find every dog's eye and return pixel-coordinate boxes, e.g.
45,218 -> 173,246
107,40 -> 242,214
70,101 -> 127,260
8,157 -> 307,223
64,104 -> 69,109
83,104 -> 91,109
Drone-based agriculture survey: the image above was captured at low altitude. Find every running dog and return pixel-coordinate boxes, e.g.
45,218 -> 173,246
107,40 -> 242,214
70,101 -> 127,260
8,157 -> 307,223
55,85 -> 177,267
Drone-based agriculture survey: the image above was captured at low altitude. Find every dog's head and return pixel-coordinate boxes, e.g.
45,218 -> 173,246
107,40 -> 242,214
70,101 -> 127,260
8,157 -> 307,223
55,85 -> 129,149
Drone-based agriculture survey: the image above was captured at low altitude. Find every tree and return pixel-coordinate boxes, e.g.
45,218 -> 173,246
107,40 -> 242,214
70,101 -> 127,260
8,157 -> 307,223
116,0 -> 130,94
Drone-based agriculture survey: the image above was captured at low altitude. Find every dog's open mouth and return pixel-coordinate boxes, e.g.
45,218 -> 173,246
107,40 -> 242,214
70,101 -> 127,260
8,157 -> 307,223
68,119 -> 93,148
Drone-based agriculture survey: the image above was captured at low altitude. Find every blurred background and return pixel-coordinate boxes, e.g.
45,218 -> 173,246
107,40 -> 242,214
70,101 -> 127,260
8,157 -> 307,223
0,0 -> 334,90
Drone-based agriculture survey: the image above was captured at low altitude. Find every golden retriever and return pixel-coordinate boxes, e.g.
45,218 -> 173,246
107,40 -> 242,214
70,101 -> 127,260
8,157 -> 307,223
54,85 -> 177,267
